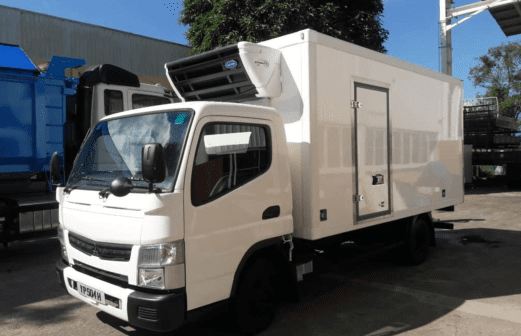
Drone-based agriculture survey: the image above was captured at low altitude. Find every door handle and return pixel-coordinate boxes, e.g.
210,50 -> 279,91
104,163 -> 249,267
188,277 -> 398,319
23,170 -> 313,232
262,206 -> 280,220
372,174 -> 384,185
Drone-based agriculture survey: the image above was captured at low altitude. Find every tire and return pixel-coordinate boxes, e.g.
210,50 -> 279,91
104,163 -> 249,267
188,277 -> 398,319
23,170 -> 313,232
403,218 -> 430,265
231,258 -> 278,335
507,179 -> 521,190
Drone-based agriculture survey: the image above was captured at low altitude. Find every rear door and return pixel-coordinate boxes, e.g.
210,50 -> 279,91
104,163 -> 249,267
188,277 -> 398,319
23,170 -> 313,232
354,83 -> 391,221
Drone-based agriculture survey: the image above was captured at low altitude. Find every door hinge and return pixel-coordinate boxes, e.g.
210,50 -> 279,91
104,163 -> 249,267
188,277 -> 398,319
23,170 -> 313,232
351,100 -> 362,108
353,195 -> 364,202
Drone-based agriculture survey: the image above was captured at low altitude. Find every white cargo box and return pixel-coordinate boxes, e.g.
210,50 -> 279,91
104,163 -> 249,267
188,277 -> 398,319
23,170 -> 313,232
255,30 -> 463,240
166,29 -> 464,242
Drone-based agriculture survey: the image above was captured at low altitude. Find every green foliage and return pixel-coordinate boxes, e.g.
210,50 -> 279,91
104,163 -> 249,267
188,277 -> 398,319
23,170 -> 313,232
468,41 -> 521,119
180,0 -> 389,55
478,165 -> 495,177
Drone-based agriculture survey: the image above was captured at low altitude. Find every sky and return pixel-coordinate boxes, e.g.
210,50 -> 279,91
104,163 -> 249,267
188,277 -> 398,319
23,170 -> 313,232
1,0 -> 519,100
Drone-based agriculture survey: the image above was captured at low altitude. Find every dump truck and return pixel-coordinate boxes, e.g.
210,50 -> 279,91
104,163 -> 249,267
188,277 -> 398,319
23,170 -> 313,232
0,43 -> 175,246
463,97 -> 521,188
55,29 -> 464,334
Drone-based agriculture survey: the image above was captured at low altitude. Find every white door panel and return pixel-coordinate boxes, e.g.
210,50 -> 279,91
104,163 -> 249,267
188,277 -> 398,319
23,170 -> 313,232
355,84 -> 391,220
183,116 -> 287,310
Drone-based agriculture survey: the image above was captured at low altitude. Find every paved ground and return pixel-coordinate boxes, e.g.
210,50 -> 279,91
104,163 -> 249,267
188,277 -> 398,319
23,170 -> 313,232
2,184 -> 521,335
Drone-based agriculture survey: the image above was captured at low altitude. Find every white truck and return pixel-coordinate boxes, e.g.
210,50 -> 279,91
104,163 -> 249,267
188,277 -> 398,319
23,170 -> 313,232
54,29 -> 463,334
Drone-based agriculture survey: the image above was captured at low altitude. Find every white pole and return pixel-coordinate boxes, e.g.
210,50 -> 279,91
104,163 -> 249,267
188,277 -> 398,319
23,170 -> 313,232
439,0 -> 521,76
440,0 -> 452,76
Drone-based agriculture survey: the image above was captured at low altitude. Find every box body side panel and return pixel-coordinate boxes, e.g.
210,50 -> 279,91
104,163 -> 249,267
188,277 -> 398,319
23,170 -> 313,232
263,31 -> 464,240
265,42 -> 311,238
313,44 -> 355,239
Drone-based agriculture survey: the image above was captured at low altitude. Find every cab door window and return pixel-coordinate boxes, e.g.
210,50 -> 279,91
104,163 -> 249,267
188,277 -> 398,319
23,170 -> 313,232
104,90 -> 124,115
132,94 -> 171,109
191,123 -> 271,205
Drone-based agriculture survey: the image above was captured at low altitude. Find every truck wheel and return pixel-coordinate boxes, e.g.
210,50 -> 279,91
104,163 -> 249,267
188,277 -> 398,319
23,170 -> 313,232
231,257 -> 278,335
403,218 -> 430,265
507,179 -> 521,190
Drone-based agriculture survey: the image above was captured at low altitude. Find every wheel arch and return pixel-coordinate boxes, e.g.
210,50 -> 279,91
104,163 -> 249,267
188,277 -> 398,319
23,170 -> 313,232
229,236 -> 297,302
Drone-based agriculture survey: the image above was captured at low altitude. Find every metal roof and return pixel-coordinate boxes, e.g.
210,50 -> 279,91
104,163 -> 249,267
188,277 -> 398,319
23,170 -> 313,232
488,1 -> 521,36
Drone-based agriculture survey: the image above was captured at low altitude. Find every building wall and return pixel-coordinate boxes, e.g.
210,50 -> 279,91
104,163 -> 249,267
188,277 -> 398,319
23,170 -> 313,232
0,5 -> 191,88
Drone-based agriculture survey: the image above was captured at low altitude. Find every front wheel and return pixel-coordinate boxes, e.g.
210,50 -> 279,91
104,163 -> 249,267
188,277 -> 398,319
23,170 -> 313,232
230,258 -> 278,335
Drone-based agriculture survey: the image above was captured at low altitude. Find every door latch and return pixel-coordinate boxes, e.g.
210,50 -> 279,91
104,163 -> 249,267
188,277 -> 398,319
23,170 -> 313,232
351,100 -> 362,109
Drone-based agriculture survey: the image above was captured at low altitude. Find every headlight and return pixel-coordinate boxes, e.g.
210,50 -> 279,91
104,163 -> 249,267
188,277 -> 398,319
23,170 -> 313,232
138,240 -> 184,267
57,226 -> 68,262
137,240 -> 184,289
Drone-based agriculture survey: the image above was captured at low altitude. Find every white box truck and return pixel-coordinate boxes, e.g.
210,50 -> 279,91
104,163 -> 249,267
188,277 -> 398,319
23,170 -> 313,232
54,29 -> 463,334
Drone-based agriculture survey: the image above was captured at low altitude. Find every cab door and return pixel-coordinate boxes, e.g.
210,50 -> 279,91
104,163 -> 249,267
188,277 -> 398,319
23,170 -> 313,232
183,116 -> 287,310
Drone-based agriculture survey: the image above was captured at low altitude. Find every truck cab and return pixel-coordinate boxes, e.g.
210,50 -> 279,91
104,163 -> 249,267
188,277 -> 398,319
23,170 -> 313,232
56,101 -> 293,332
88,68 -> 174,125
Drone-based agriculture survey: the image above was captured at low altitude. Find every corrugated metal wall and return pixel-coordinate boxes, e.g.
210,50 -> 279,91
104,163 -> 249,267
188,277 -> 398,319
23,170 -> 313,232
0,5 -> 191,87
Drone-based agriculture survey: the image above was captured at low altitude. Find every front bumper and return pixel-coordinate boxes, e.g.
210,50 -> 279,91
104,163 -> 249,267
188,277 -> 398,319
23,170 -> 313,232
55,259 -> 186,332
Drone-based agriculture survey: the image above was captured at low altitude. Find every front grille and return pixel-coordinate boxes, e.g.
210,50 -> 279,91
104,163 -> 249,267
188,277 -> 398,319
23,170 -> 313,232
138,306 -> 159,321
165,44 -> 258,102
73,259 -> 129,285
68,233 -> 132,262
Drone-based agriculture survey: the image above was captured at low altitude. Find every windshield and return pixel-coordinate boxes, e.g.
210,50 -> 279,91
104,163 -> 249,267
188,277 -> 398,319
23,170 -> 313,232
67,111 -> 192,192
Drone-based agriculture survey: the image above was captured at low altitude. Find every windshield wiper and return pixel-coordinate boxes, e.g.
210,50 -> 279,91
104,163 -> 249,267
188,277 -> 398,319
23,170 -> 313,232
64,185 -> 79,195
64,176 -> 109,195
80,176 -> 107,182
99,187 -> 111,199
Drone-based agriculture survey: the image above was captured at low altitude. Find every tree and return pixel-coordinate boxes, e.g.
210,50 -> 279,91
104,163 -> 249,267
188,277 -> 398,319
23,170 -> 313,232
468,41 -> 521,119
180,0 -> 389,55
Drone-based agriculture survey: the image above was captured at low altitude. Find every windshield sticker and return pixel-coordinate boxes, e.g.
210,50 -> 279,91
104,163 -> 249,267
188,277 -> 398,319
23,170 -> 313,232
174,114 -> 187,124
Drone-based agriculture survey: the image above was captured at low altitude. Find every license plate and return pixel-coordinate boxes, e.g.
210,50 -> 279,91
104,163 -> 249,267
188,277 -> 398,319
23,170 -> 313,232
78,282 -> 106,305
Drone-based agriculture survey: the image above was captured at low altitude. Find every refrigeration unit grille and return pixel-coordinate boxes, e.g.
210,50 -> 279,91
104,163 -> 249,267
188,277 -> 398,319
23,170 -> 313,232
165,44 -> 258,102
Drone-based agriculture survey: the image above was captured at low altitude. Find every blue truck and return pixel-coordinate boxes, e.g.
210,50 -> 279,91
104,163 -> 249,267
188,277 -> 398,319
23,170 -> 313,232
0,43 -> 175,246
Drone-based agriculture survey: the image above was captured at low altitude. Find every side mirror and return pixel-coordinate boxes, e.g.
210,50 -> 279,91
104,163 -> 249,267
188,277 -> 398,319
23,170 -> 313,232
142,143 -> 166,184
50,152 -> 62,187
110,177 -> 134,197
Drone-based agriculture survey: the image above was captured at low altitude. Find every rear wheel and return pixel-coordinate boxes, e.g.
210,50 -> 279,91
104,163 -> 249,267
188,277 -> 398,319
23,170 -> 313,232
506,164 -> 521,189
231,258 -> 278,335
403,218 -> 430,265
507,178 -> 521,190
